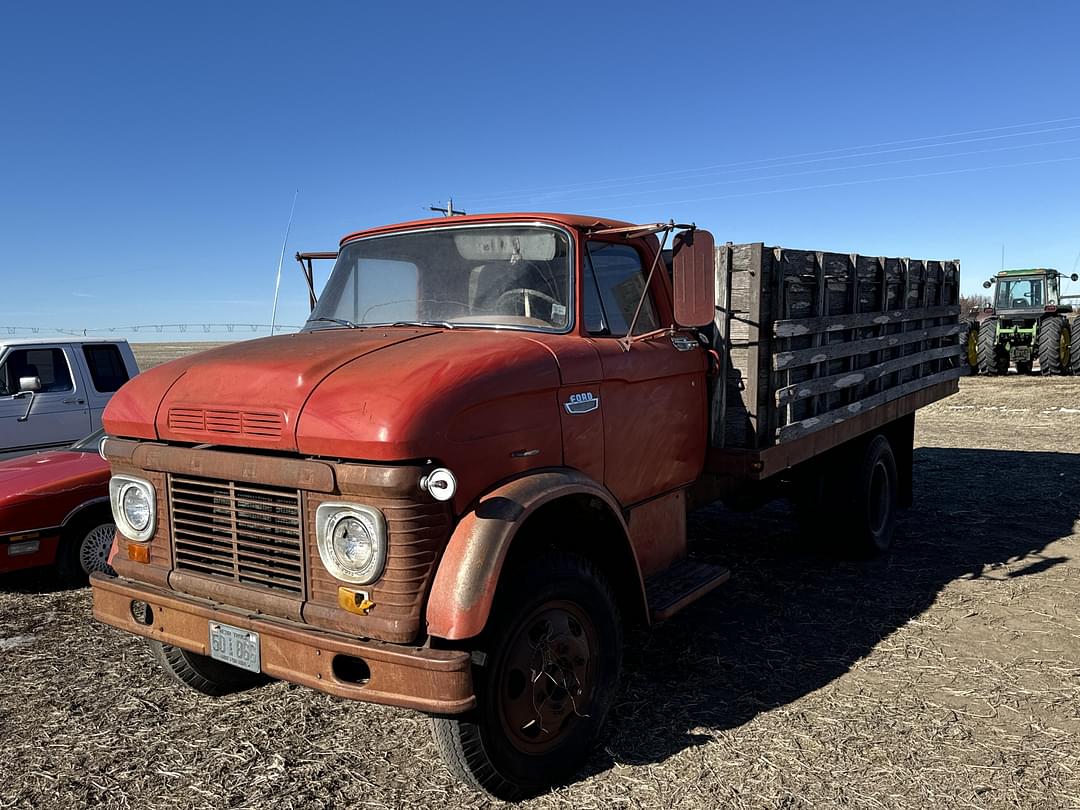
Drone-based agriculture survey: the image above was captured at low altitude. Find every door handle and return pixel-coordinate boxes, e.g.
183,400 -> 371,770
63,398 -> 86,405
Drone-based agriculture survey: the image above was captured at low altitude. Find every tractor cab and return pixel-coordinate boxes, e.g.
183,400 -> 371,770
992,272 -> 1047,314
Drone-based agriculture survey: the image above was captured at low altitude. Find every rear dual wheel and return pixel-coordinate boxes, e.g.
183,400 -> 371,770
431,553 -> 622,801
795,433 -> 899,556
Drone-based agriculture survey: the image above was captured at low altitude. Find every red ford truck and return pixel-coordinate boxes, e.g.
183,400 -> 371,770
91,213 -> 962,799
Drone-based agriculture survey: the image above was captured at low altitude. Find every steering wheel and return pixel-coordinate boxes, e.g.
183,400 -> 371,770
494,288 -> 562,319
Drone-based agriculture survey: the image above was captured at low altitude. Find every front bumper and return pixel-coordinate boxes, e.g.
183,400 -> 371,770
91,573 -> 475,715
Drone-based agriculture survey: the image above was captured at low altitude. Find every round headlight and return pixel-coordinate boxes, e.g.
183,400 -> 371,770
331,516 -> 375,573
316,504 -> 387,585
122,484 -> 151,532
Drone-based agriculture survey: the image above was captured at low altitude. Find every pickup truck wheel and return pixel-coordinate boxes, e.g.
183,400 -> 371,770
430,553 -> 622,800
149,640 -> 270,697
56,519 -> 116,584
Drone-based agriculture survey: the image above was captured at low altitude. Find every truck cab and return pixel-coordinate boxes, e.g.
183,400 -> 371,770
91,213 -> 962,799
0,338 -> 139,460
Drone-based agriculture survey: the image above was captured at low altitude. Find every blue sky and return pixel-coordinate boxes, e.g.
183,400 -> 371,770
2,1 -> 1079,340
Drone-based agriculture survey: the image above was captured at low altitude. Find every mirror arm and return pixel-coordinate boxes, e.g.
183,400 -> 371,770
620,224 -> 672,352
17,390 -> 35,422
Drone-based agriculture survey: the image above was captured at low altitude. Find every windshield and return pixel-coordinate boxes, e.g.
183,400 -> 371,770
995,276 -> 1045,309
305,224 -> 573,332
68,427 -> 105,453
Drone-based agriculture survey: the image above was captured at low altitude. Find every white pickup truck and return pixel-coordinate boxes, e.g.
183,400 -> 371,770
0,338 -> 139,460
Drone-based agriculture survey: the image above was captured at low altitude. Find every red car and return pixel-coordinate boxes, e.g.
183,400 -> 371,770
0,428 -> 115,582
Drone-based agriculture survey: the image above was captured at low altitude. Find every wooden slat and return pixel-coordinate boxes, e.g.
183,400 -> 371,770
773,304 -> 959,337
773,322 -> 963,370
776,367 -> 964,442
775,344 -> 964,404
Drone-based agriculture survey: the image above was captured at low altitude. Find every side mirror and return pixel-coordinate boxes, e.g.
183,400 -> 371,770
18,376 -> 41,393
671,228 -> 715,328
982,280 -> 993,289
1072,273 -> 1079,282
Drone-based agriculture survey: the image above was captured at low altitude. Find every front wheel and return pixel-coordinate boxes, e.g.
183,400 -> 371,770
430,553 -> 622,800
149,640 -> 270,697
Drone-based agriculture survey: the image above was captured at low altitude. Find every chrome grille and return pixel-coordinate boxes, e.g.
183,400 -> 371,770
169,475 -> 304,595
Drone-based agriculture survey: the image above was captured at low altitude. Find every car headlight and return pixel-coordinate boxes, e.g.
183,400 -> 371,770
315,503 -> 387,585
109,475 -> 156,542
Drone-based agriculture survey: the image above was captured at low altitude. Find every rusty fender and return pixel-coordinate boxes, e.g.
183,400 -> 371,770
425,469 -> 646,640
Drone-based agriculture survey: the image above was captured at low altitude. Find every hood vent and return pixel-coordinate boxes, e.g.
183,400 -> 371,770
168,407 -> 285,440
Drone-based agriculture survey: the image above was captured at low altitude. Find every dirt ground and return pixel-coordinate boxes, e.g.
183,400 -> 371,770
1,374 -> 1078,809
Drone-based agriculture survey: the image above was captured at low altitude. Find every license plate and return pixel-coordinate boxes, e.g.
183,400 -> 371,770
1012,346 -> 1031,362
208,622 -> 261,673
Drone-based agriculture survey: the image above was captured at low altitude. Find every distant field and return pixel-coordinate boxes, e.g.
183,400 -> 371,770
131,341 -> 231,370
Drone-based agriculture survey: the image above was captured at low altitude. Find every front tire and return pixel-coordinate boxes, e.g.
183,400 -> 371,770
149,640 -> 270,697
1070,315 -> 1080,375
430,553 -> 622,800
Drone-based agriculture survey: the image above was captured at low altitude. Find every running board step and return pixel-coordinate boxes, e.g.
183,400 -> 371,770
645,558 -> 730,623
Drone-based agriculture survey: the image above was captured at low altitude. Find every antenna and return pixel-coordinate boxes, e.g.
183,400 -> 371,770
270,188 -> 300,337
429,196 -> 467,217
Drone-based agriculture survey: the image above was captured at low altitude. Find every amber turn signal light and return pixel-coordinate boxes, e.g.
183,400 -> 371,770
338,586 -> 375,616
127,544 -> 150,563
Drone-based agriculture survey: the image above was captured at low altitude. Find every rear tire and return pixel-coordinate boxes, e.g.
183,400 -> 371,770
977,318 -> 1001,375
964,321 -> 980,371
794,434 -> 898,556
430,553 -> 622,800
149,640 -> 270,697
1038,315 -> 1069,375
1070,315 -> 1080,375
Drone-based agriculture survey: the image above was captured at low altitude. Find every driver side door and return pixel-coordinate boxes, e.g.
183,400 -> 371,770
0,345 -> 91,457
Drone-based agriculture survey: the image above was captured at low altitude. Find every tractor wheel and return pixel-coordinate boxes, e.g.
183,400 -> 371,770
977,318 -> 1000,375
1070,316 -> 1080,375
1037,315 -> 1069,375
964,321 -> 980,371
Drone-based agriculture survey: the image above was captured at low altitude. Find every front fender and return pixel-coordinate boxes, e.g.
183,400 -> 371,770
425,468 -> 645,640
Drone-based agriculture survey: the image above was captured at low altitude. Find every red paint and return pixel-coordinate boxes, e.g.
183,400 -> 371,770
0,447 -> 109,573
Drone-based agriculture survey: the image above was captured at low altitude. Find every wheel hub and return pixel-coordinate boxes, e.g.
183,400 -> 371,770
498,602 -> 596,754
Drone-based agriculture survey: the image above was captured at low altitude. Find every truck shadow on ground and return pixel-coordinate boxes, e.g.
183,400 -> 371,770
591,446 -> 1078,772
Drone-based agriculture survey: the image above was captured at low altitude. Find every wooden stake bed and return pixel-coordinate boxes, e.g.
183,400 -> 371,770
708,243 -> 962,471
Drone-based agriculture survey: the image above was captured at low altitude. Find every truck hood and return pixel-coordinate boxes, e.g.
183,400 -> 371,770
103,328 -> 564,463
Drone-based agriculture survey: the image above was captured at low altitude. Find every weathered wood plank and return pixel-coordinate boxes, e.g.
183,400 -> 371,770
773,304 -> 959,337
773,322 -> 964,369
775,344 -> 964,405
776,366 -> 964,442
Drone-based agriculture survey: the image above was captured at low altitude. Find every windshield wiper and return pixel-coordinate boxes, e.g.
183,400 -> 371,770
309,317 -> 360,329
391,320 -> 455,329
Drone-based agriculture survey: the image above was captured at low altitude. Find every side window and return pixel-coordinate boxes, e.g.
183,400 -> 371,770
583,242 -> 659,336
0,348 -> 73,395
83,344 -> 130,392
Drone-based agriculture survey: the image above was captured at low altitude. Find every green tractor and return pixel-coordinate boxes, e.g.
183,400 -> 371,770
971,268 -> 1080,375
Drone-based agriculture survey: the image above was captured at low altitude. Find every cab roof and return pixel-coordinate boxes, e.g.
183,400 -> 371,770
996,268 -> 1056,277
339,212 -> 637,246
0,337 -> 129,348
